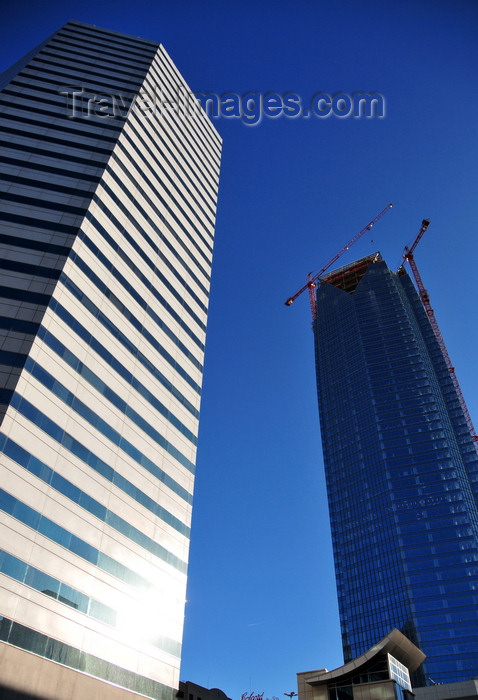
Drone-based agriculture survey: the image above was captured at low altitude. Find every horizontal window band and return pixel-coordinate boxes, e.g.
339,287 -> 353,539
59,24 -> 158,55
0,548 -> 112,634
0,86 -> 65,108
0,172 -> 92,200
65,235 -> 204,382
0,389 -> 14,405
131,85 -> 218,213
125,122 -> 215,231
152,62 -> 222,171
50,299 -> 199,419
0,286 -> 51,306
61,22 -> 159,61
1,83 -> 126,131
0,154 -> 101,183
0,315 -> 40,334
145,64 -> 221,188
79,218 -> 206,349
0,123 -> 113,156
47,40 -> 150,73
38,325 -> 197,446
99,170 -> 211,287
0,258 -> 61,280
104,162 -> 211,277
119,126 -> 216,236
68,254 -> 203,388
109,150 -> 213,261
153,49 -> 222,154
6,78 -> 135,120
38,48 -> 146,82
7,54 -> 148,104
24,341 -> 196,479
0,138 -> 108,169
153,66 -> 222,159
0,88 -> 126,130
0,487 -> 174,587
0,190 -> 87,217
24,356 -> 196,479
1,433 -> 189,568
66,21 -> 159,52
7,385 -> 193,522
0,350 -> 28,368
19,63 -> 144,98
129,109 -> 216,221
0,616 -> 175,700
0,104 -> 120,144
125,66 -> 220,207
144,66 -> 220,189
0,232 -> 72,257
131,63 -> 217,197
51,36 -> 153,70
87,205 -> 208,314
0,210 -> 78,234
57,28 -> 157,63
51,35 -> 153,68
0,548 -> 182,656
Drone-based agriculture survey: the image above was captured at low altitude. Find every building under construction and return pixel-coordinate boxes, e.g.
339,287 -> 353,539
307,244 -> 478,685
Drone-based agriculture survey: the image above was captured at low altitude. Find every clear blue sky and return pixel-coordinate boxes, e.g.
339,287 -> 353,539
2,1 -> 478,698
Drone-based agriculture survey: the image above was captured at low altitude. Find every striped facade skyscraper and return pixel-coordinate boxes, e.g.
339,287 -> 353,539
0,21 -> 221,700
313,254 -> 478,686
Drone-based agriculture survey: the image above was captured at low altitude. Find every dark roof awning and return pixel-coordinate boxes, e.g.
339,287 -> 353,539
304,629 -> 426,686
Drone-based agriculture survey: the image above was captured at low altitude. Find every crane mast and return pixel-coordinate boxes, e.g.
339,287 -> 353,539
399,220 -> 478,445
285,203 -> 393,321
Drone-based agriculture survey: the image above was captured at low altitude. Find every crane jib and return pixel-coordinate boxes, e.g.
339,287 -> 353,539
284,203 -> 393,309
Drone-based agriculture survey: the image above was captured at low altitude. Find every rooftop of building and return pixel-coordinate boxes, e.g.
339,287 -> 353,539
414,681 -> 478,700
177,680 -> 232,700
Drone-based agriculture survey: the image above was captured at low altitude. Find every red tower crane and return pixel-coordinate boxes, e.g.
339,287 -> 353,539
285,203 -> 393,321
399,220 -> 478,444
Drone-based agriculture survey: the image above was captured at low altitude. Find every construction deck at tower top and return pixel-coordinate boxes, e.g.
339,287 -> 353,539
319,252 -> 382,294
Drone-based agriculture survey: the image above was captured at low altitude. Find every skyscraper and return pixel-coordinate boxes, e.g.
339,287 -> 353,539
313,253 -> 478,686
0,20 -> 221,700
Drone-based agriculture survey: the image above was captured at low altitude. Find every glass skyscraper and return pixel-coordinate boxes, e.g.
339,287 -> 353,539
313,253 -> 478,686
0,21 -> 221,700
